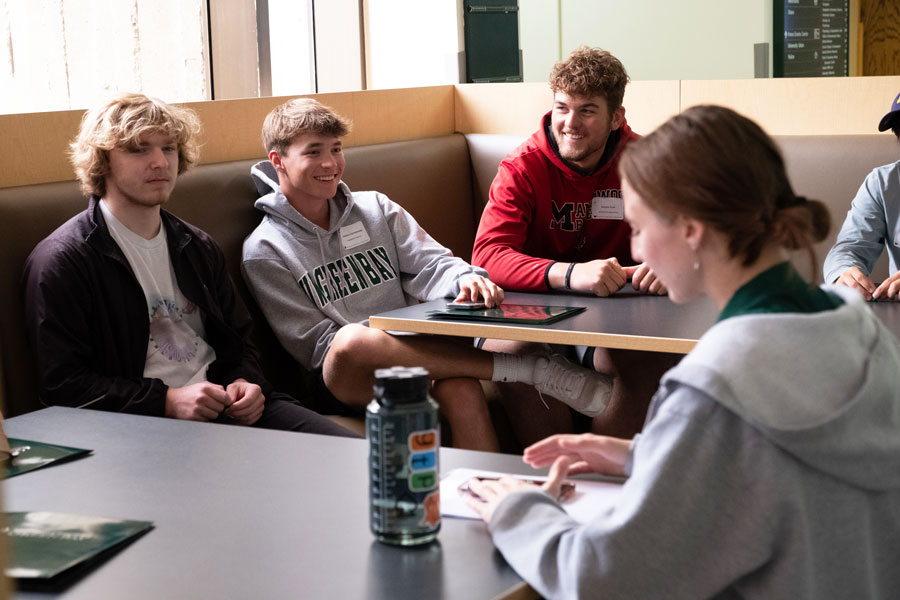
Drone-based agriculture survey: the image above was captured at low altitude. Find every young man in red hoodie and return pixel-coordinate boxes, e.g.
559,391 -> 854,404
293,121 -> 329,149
473,46 -> 678,445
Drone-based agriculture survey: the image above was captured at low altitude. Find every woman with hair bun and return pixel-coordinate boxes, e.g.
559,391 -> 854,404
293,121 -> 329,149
465,105 -> 900,599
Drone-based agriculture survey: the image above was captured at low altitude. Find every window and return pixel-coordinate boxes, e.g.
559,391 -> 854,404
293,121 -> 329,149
1,0 -> 211,114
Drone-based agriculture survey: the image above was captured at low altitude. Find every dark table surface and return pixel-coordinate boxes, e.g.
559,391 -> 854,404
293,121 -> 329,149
2,407 -> 538,600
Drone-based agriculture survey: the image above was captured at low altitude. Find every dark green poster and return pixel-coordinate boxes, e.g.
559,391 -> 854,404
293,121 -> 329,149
464,1 -> 521,83
4,511 -> 153,579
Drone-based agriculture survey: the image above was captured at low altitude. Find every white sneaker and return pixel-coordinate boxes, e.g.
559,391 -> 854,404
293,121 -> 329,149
532,355 -> 612,417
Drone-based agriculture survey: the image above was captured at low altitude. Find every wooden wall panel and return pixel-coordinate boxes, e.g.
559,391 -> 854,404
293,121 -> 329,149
862,0 -> 900,76
0,109 -> 86,188
455,83 -> 551,135
0,86 -> 456,188
454,80 -> 680,136
620,80 -> 682,135
190,87 -> 456,165
681,76 -> 900,135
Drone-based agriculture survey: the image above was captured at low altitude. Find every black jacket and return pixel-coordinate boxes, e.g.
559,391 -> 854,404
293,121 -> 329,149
23,198 -> 271,415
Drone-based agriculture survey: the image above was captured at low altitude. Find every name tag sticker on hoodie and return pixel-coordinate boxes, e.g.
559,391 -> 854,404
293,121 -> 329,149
340,221 -> 371,250
591,193 -> 624,220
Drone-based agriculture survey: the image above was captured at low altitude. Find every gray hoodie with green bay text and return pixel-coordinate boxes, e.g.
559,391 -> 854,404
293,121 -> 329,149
242,161 -> 486,370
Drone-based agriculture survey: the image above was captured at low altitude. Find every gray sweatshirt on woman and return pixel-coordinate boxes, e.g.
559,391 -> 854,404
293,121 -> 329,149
488,287 -> 900,599
242,161 -> 486,370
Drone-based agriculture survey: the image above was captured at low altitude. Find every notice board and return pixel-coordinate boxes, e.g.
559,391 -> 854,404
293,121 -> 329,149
774,0 -> 850,77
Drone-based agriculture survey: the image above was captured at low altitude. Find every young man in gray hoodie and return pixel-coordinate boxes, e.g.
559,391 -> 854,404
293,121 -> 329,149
242,98 -> 614,451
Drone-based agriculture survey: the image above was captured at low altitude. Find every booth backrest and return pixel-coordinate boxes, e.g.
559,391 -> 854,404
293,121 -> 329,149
465,133 -> 528,215
777,134 -> 897,281
0,134 -> 474,417
464,132 -> 899,282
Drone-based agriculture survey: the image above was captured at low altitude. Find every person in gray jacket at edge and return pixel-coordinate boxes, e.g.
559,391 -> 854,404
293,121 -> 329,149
824,90 -> 900,300
241,98 -> 615,451
464,105 -> 900,599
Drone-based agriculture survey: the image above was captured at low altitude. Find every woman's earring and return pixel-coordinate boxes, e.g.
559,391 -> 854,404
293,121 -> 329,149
690,243 -> 700,271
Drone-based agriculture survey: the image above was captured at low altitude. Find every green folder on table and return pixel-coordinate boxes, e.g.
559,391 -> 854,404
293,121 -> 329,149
427,303 -> 586,325
4,511 -> 153,579
2,439 -> 91,479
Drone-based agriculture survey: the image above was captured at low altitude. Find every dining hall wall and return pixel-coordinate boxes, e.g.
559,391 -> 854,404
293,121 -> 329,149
3,76 -> 900,189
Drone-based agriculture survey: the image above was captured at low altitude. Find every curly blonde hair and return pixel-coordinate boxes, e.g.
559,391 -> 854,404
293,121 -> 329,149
262,98 -> 351,155
69,92 -> 202,198
550,46 -> 629,114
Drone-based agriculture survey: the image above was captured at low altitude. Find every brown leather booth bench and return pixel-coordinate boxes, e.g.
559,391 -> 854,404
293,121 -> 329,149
2,131 -> 898,424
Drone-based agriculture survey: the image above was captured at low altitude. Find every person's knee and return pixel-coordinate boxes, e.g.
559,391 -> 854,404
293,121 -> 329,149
592,347 -> 618,375
323,325 -> 384,398
328,323 -> 383,366
432,377 -> 486,408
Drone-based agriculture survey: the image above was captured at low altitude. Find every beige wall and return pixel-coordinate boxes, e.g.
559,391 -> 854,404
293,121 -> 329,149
519,0 -> 861,81
559,0 -> 773,81
4,76 -> 900,189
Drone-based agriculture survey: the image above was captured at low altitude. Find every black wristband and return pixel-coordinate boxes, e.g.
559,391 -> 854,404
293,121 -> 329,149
565,262 -> 576,290
544,261 -> 557,290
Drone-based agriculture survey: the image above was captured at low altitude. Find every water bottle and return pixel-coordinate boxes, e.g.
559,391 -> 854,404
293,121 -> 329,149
367,366 -> 440,546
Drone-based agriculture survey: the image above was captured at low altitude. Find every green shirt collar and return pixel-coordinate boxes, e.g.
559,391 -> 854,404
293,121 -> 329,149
718,262 -> 843,322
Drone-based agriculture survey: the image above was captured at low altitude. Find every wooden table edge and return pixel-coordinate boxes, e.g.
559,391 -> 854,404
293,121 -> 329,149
369,315 -> 697,354
492,581 -> 541,600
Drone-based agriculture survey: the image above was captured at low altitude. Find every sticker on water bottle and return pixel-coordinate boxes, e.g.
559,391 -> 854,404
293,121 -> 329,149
422,490 -> 440,527
408,429 -> 438,492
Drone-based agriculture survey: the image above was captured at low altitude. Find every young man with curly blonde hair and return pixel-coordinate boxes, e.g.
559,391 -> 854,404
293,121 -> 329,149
23,92 -> 353,435
472,47 -> 680,446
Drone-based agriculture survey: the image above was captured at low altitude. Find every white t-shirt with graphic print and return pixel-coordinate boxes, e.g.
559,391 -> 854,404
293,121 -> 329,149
100,201 -> 216,388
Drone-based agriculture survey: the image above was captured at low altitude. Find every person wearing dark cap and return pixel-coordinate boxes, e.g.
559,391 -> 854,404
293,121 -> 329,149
824,92 -> 900,300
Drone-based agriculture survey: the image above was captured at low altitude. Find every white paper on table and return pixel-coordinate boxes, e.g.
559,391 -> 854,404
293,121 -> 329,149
440,467 -> 624,524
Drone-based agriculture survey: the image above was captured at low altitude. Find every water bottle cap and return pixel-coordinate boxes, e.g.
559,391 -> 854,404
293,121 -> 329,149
373,366 -> 430,404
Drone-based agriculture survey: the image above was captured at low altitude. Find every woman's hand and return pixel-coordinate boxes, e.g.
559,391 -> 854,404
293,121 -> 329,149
523,433 -> 631,478
463,456 -> 573,524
